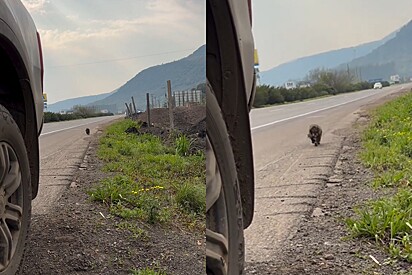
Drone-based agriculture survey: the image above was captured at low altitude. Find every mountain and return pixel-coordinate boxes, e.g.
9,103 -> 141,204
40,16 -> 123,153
337,20 -> 412,81
47,90 -> 117,113
90,45 -> 206,112
261,29 -> 397,86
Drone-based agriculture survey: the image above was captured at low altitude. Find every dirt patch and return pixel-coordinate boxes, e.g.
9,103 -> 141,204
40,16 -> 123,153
245,91 -> 412,274
22,131 -> 205,274
132,105 -> 205,132
130,105 -> 206,153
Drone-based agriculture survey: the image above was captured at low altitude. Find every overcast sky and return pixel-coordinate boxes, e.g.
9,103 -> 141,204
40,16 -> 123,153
22,0 -> 205,104
253,0 -> 412,71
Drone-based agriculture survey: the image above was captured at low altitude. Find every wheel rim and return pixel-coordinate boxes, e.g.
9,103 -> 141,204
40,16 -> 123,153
0,142 -> 23,271
206,136 -> 229,275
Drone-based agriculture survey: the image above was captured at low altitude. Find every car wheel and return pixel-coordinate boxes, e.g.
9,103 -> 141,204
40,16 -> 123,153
206,84 -> 244,275
0,104 -> 31,274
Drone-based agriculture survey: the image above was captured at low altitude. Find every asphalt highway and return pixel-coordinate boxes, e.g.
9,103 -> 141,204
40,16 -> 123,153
245,84 -> 412,263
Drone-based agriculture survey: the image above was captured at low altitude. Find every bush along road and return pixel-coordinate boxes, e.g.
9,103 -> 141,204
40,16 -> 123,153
246,90 -> 412,275
22,119 -> 205,275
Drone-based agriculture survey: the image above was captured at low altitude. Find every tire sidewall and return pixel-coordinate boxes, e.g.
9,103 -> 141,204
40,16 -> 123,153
0,106 -> 31,275
207,87 -> 244,274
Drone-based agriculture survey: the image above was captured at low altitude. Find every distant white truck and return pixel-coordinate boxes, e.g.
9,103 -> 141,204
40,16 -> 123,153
285,81 -> 296,90
390,74 -> 400,84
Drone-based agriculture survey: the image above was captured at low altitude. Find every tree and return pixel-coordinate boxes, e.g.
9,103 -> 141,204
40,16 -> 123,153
268,88 -> 284,104
307,68 -> 355,94
253,85 -> 270,107
73,105 -> 95,117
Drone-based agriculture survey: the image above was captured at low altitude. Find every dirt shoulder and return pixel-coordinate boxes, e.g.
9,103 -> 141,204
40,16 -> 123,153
22,127 -> 205,275
246,91 -> 412,274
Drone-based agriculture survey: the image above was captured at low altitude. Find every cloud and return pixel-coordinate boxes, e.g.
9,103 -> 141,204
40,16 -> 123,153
29,0 -> 205,103
21,0 -> 49,14
38,0 -> 204,50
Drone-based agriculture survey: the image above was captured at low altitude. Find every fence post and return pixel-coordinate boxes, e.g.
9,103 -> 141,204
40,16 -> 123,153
125,103 -> 131,116
131,96 -> 137,114
146,93 -> 151,126
167,80 -> 174,129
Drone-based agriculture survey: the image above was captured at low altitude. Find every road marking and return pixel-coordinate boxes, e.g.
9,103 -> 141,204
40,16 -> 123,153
251,92 -> 381,131
40,118 -> 111,136
257,154 -> 289,171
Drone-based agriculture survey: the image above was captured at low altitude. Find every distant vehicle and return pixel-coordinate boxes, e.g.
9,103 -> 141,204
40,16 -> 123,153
285,81 -> 296,90
374,82 -> 383,89
390,74 -> 400,84
0,0 -> 44,272
206,0 -> 256,274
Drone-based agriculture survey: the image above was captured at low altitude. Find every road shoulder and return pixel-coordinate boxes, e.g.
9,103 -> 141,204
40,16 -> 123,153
245,92 -> 411,274
22,128 -> 205,275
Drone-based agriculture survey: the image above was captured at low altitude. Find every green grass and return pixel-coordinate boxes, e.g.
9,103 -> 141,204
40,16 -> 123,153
347,189 -> 412,262
347,91 -> 412,262
89,119 -> 205,227
175,134 -> 194,156
360,93 -> 412,187
116,221 -> 149,241
130,267 -> 166,275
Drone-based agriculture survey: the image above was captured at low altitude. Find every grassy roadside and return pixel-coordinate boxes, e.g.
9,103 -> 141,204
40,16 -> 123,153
89,119 -> 205,274
346,91 -> 412,262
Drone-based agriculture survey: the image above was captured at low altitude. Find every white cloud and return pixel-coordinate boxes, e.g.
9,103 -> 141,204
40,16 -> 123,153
28,0 -> 205,103
39,0 -> 204,50
21,0 -> 49,14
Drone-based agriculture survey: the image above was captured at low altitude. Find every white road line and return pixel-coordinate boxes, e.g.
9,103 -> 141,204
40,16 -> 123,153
251,92 -> 380,131
257,154 -> 289,172
40,118 -> 109,136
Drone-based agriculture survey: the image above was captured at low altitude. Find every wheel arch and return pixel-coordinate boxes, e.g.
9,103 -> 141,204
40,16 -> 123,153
0,22 -> 40,200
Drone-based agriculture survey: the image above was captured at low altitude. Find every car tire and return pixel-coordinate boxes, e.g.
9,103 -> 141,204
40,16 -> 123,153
206,83 -> 244,275
0,104 -> 31,275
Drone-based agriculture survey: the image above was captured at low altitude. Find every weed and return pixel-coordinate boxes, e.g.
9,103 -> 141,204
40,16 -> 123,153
175,182 -> 206,214
347,189 -> 412,262
175,134 -> 193,156
116,221 -> 149,241
130,267 -> 166,275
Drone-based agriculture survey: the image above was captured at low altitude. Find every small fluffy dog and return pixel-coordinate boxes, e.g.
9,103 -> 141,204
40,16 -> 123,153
307,124 -> 322,146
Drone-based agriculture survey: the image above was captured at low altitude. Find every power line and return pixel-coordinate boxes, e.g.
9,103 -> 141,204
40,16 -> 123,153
48,48 -> 197,68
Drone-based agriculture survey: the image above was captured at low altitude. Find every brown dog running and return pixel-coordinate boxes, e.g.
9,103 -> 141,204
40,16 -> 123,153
307,124 -> 322,146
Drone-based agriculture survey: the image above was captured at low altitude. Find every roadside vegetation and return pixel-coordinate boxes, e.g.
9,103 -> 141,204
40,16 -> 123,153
346,91 -> 412,262
253,68 -> 390,108
44,105 -> 113,123
89,119 -> 205,231
130,267 -> 166,275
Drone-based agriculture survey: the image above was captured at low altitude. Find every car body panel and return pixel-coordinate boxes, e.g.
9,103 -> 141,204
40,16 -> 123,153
0,0 -> 43,134
227,0 -> 255,106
